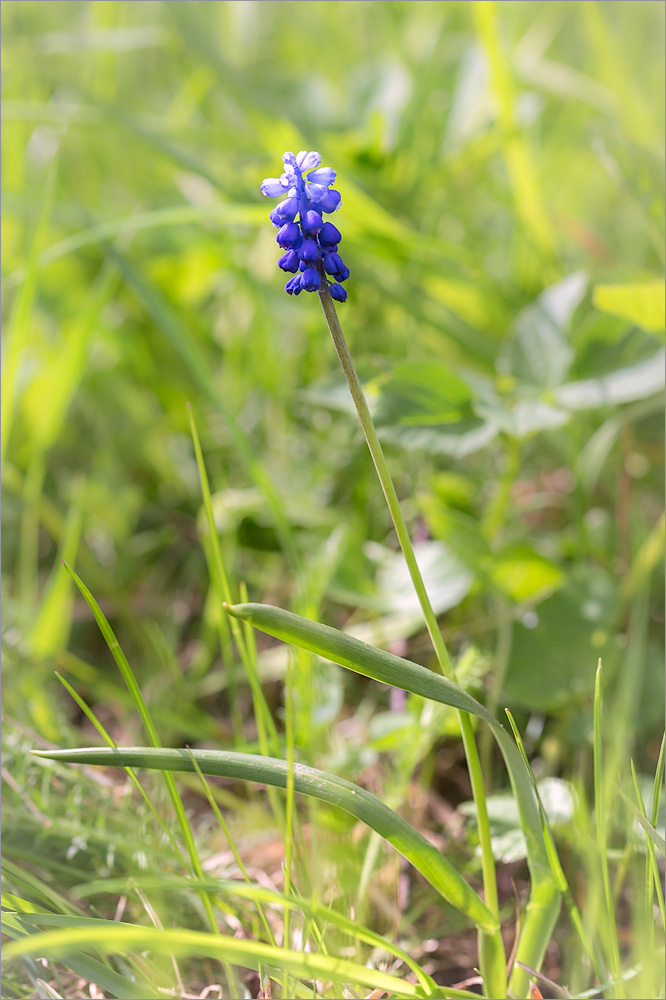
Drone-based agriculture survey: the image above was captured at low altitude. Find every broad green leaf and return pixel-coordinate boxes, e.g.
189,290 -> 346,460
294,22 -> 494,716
499,273 -> 587,389
370,362 -> 498,458
374,539 -> 473,617
593,281 -> 665,334
504,568 -> 619,711
32,745 -> 497,932
553,350 -> 665,410
490,545 -> 564,603
420,506 -> 563,603
374,362 -> 473,426
418,505 -> 492,581
379,417 -> 498,459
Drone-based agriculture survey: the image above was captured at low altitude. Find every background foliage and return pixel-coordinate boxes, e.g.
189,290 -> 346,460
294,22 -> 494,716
2,1 -> 664,998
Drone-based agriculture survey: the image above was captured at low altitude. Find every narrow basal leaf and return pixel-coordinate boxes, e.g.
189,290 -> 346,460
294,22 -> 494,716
222,600 -> 561,998
224,602 -> 497,725
31,745 -> 497,933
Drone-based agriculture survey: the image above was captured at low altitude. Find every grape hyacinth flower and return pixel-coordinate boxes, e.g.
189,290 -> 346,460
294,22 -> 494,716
261,151 -> 349,301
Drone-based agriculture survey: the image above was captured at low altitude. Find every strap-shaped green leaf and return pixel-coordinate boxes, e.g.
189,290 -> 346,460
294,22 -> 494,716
223,601 -> 562,997
225,602 -> 497,725
33,745 -> 497,933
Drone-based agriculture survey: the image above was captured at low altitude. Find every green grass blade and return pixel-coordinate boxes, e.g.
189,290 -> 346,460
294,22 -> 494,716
69,873 -> 440,994
2,921 -> 460,999
1,155 -> 58,466
54,672 -> 185,864
629,761 -> 665,924
618,782 -> 666,855
650,733 -> 665,828
2,910 -> 159,1000
61,564 -> 221,936
594,660 -> 624,999
30,490 -> 84,659
185,748 -> 277,948
506,710 -> 606,985
31,745 -> 498,933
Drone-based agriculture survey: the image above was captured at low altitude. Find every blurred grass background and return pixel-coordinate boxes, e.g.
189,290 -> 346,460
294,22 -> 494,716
1,1 -> 664,996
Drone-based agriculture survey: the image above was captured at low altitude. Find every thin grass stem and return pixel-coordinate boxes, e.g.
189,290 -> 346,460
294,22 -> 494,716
594,660 -> 624,999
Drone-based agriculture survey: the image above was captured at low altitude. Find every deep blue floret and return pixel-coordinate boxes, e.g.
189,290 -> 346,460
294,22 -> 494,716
261,151 -> 349,300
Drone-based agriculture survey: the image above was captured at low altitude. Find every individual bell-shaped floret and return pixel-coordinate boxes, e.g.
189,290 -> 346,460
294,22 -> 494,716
307,167 -> 336,186
329,283 -> 347,302
319,222 -> 341,247
299,239 -> 320,263
322,251 -> 345,276
301,267 -> 322,292
301,210 -> 324,235
272,197 -> 299,224
285,274 -> 304,295
276,222 -> 301,249
278,250 -> 300,273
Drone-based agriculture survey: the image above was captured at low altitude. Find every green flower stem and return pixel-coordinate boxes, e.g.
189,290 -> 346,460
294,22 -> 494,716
317,286 -> 505,997
317,288 -> 452,677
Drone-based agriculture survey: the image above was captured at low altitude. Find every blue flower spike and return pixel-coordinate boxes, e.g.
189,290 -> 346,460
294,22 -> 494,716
261,151 -> 349,300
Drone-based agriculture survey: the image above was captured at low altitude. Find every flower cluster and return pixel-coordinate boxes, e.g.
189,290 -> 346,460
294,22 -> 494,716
261,151 -> 349,301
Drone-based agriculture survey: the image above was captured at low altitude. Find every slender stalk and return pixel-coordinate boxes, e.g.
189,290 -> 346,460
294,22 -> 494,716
317,286 -> 505,998
594,660 -> 624,999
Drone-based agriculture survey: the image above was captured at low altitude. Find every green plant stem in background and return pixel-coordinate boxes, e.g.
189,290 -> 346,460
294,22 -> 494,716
317,286 -> 506,998
594,661 -> 624,999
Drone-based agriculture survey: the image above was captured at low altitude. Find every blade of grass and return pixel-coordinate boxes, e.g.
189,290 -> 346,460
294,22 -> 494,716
188,403 -> 284,836
628,761 -> 665,921
61,564 -> 223,945
54,672 -> 185,865
31,487 -> 84,659
70,874 -> 440,995
617,781 -> 666,855
1,154 -> 58,466
2,921 -> 468,1000
185,747 -> 277,948
2,910 -> 160,1000
506,710 -> 606,985
31,744 -> 498,933
472,0 -> 554,255
224,603 -> 495,723
594,660 -> 624,999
